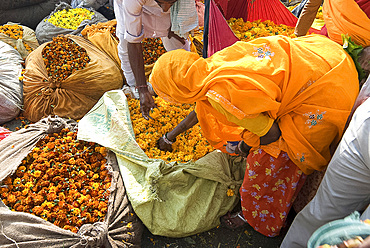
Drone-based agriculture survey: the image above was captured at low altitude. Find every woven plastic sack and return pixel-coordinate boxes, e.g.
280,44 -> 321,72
308,212 -> 370,248
0,41 -> 23,125
0,116 -> 143,248
35,2 -> 108,44
23,34 -> 123,122
0,22 -> 39,60
77,90 -> 246,237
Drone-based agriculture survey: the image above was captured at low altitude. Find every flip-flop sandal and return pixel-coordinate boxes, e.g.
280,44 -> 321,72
220,211 -> 248,230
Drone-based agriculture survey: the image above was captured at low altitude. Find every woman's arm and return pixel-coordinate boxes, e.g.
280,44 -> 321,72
158,110 -> 198,151
236,122 -> 281,157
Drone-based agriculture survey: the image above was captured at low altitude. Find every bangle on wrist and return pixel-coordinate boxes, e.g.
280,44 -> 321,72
237,141 -> 250,155
162,133 -> 175,145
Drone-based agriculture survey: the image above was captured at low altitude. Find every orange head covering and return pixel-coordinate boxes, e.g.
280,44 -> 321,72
150,35 -> 359,174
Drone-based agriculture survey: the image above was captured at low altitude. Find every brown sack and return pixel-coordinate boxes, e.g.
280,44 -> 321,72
23,34 -> 123,122
0,116 -> 143,248
81,20 -> 122,76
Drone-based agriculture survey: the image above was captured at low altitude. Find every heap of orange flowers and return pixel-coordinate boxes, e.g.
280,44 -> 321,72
142,38 -> 166,65
42,36 -> 90,82
0,128 -> 111,233
128,96 -> 214,162
0,24 -> 33,53
227,18 -> 297,42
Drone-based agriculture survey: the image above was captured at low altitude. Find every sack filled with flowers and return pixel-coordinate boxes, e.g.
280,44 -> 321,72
23,34 -> 123,123
0,116 -> 143,247
81,19 -> 122,77
0,22 -> 39,60
0,41 -> 23,125
78,90 -> 246,237
35,2 -> 108,44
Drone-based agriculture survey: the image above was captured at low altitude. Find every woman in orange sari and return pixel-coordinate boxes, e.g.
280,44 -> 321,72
149,34 -> 359,237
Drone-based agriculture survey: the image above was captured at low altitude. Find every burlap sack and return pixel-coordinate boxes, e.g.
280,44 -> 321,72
23,34 -> 123,122
0,22 -> 39,60
0,116 -> 143,248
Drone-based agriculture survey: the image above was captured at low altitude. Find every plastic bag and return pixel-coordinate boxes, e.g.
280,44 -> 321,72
308,212 -> 370,248
0,41 -> 23,125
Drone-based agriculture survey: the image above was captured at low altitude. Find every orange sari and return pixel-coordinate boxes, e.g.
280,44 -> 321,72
323,0 -> 370,47
150,35 -> 359,175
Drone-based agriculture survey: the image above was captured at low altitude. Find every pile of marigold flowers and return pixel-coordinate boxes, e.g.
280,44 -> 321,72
142,38 -> 166,65
42,36 -> 90,82
0,128 -> 111,233
227,18 -> 296,42
128,96 -> 214,162
0,24 -> 33,52
47,8 -> 94,30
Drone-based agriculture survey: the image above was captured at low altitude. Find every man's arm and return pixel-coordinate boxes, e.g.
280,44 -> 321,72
127,42 -> 156,120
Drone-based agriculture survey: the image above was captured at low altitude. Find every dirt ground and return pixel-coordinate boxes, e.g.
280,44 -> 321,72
140,205 -> 296,248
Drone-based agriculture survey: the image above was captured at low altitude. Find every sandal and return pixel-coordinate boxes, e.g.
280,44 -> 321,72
220,211 -> 248,230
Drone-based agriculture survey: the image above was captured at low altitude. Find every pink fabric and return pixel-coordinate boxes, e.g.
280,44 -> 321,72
0,127 -> 11,141
208,0 -> 239,56
246,0 -> 298,28
195,0 -> 205,26
355,0 -> 370,18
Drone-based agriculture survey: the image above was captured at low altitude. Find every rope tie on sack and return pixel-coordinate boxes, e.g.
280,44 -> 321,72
0,221 -> 20,248
78,222 -> 108,247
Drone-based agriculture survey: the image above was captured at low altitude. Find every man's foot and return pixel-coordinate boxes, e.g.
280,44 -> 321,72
220,211 -> 248,230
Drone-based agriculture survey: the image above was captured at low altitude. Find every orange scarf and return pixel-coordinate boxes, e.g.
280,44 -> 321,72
150,35 -> 359,174
323,0 -> 370,47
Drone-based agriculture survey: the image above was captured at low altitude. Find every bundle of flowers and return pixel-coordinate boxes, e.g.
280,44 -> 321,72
0,24 -> 33,53
227,18 -> 296,42
0,128 -> 111,233
128,96 -> 214,162
42,36 -> 91,82
46,8 -> 94,30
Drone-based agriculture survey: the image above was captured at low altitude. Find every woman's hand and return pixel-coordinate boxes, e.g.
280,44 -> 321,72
234,141 -> 251,158
158,136 -> 173,152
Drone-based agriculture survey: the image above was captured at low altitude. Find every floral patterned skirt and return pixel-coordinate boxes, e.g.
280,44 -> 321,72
240,149 -> 307,237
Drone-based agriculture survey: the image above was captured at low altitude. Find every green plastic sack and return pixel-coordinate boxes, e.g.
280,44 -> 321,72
308,212 -> 370,248
77,90 -> 246,237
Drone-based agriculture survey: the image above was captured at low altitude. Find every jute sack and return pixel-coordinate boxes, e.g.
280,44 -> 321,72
0,116 -> 143,248
23,34 -> 123,123
0,22 -> 39,60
